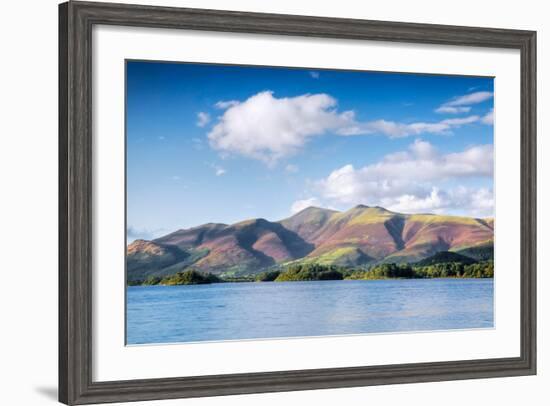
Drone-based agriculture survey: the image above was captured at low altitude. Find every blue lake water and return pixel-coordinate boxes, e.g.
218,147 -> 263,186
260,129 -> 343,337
126,279 -> 494,345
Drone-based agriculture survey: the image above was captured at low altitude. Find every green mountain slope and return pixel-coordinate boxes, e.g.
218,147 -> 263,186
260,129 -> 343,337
414,251 -> 477,267
127,205 -> 494,282
454,243 -> 494,261
279,206 -> 339,242
126,240 -> 191,282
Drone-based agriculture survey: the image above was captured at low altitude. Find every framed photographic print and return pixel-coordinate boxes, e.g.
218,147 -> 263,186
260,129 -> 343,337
59,1 -> 536,404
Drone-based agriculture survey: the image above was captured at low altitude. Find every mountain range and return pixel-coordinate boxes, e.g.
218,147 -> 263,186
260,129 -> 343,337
127,205 -> 494,282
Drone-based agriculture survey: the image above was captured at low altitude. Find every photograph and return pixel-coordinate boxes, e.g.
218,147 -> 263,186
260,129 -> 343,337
125,61 -> 495,345
51,1 -> 538,404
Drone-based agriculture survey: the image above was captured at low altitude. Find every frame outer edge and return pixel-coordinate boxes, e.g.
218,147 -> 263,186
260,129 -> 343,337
76,0 -> 94,403
59,2 -> 71,404
523,30 -> 537,375
531,31 -> 537,375
61,1 -> 94,404
60,1 -> 537,404
71,0 -> 533,48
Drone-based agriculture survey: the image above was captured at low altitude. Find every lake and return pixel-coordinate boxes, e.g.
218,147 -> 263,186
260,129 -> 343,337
126,279 -> 494,345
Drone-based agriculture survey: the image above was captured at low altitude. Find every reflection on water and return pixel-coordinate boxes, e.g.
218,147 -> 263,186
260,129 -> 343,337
126,279 -> 493,345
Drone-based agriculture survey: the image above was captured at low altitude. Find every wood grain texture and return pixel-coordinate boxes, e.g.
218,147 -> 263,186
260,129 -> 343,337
58,3 -> 69,404
58,1 -> 537,404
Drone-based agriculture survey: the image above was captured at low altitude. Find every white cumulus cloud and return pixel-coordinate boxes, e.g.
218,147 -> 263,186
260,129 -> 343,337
481,108 -> 494,125
127,226 -> 169,242
196,112 -> 211,127
340,115 -> 480,138
435,106 -> 471,114
209,163 -> 226,176
208,91 -> 356,164
385,186 -> 493,217
207,91 -> 486,164
315,139 -> 494,217
290,197 -> 322,214
309,71 -> 320,79
435,91 -> 493,114
445,91 -> 493,106
215,100 -> 240,109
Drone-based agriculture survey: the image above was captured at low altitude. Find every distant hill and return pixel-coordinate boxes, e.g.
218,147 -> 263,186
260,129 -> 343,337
127,240 -> 191,282
146,218 -> 313,277
127,205 -> 494,281
454,244 -> 494,261
414,251 -> 477,267
279,206 -> 339,242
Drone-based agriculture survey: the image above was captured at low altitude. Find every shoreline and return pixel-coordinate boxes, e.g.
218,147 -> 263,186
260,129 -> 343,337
128,260 -> 494,286
127,275 -> 494,287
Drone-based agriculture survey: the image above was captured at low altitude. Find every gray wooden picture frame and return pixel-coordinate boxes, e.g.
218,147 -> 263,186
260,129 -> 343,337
59,1 -> 537,404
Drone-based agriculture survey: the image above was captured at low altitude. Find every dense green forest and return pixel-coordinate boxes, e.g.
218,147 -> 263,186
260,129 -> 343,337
253,261 -> 493,282
343,261 -> 493,279
273,264 -> 344,282
128,254 -> 494,286
128,269 -> 221,286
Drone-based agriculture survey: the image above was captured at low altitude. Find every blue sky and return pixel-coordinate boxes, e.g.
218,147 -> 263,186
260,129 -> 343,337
126,61 -> 494,241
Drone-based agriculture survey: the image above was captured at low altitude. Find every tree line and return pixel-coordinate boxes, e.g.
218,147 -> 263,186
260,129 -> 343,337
128,260 -> 494,286
256,261 -> 493,282
128,269 -> 221,286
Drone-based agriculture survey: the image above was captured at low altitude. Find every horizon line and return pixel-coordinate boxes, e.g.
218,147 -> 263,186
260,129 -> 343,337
127,204 -> 495,243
